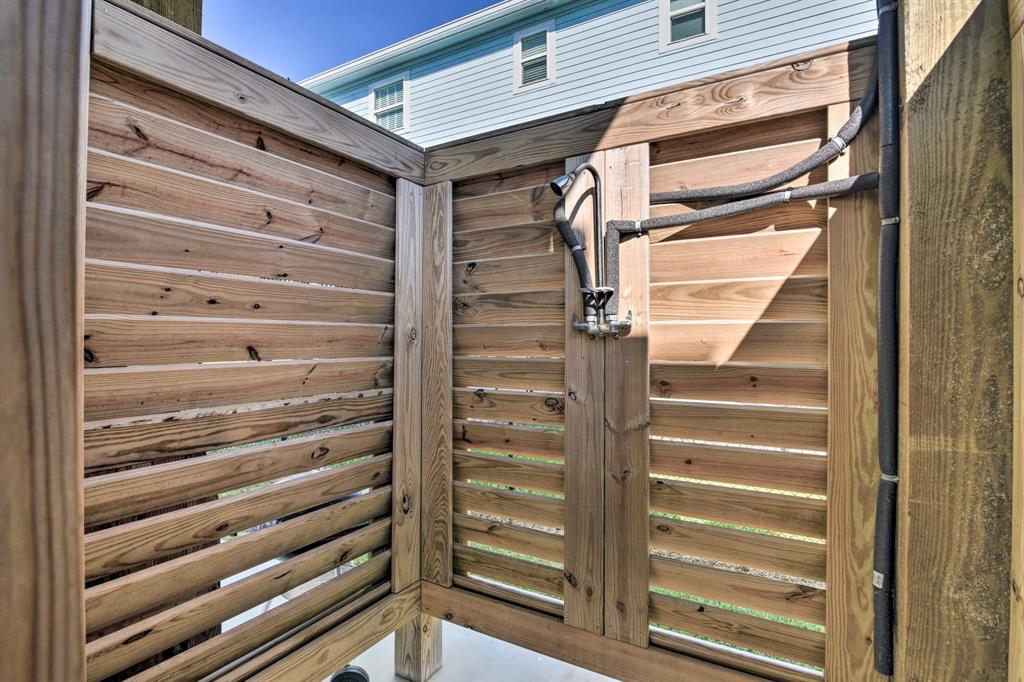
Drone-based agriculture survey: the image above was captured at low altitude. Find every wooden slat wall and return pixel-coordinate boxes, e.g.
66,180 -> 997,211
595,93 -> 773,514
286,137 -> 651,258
449,163 -> 569,611
644,110 -> 833,675
82,54 -> 397,680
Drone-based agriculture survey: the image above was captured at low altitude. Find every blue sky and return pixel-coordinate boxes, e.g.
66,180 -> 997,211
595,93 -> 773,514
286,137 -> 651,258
203,0 -> 498,82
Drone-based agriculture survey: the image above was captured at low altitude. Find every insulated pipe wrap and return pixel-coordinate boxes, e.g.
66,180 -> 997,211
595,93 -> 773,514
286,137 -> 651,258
873,477 -> 897,676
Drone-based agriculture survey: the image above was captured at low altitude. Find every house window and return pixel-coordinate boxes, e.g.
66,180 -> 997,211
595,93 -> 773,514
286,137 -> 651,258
513,22 -> 555,92
369,73 -> 408,132
660,0 -> 717,51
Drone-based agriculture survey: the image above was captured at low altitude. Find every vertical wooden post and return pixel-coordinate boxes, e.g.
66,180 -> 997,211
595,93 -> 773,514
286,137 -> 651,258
395,614 -> 443,682
602,144 -> 651,647
393,179 -> 424,592
420,181 -> 453,587
899,0 -> 1014,677
825,103 -> 884,681
562,152 -> 606,634
1011,0 -> 1023,678
0,1 -> 91,680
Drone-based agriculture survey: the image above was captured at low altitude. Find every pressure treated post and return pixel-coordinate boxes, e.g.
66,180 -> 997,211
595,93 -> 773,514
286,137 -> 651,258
0,1 -> 91,679
899,0 -> 1014,678
393,179 -> 424,592
602,144 -> 651,646
825,102 -> 884,681
562,152 -> 606,634
1011,0 -> 1024,678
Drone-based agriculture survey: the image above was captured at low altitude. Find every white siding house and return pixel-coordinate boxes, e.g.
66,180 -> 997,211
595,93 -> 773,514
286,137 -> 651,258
301,0 -> 877,147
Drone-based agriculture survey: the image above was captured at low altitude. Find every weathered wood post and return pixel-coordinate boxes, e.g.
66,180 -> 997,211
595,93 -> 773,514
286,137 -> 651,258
899,0 -> 1014,678
0,1 -> 92,680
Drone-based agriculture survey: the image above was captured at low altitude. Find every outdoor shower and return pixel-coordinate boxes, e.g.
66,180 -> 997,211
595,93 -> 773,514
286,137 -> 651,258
548,1 -> 900,672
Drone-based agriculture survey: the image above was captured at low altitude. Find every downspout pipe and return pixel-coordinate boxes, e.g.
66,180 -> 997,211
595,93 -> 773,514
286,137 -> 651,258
873,0 -> 900,675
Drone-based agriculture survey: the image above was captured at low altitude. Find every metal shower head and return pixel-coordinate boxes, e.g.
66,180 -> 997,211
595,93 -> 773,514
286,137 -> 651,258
549,171 -> 577,196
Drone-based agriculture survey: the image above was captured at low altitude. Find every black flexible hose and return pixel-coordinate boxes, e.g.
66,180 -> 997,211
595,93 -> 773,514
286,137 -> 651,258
554,196 -> 596,322
650,65 -> 879,205
873,0 -> 900,675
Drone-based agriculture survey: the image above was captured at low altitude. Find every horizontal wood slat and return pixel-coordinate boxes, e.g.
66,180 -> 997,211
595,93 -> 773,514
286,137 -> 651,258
454,544 -> 564,597
453,356 -> 564,392
422,583 -> 758,682
452,387 -> 566,426
83,315 -> 394,367
650,139 -> 826,196
453,223 -> 560,262
453,512 -> 564,563
650,276 -> 827,322
649,477 -> 826,538
243,585 -> 420,682
648,202 -> 827,244
87,149 -> 395,258
452,162 -> 565,199
89,61 -> 396,195
85,259 -> 394,322
650,362 -> 827,408
649,110 -> 824,167
85,360 -> 392,422
453,185 -> 558,232
92,0 -> 423,179
424,45 -> 872,182
453,420 -> 564,460
649,439 -> 826,495
452,574 -> 564,617
649,321 -> 827,366
649,591 -> 825,669
454,450 -> 565,493
84,486 -> 390,632
650,515 -> 825,582
453,481 -> 564,529
453,289 -> 564,325
453,324 -> 564,358
650,399 -> 827,451
87,204 -> 395,292
453,252 -> 564,294
129,562 -> 391,682
84,453 -> 392,577
87,93 -> 396,226
650,229 -> 826,282
649,556 -> 825,626
85,421 -> 392,524
85,520 -> 390,681
85,388 -> 392,469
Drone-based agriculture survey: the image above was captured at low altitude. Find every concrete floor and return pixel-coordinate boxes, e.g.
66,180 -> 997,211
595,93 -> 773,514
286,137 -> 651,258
349,622 -> 616,682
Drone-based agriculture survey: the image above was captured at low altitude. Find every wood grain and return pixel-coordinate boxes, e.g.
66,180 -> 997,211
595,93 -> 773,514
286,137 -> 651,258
393,179 -> 424,592
454,544 -> 564,597
452,356 -> 564,392
93,0 -> 424,179
452,387 -> 566,426
650,361 -> 827,407
602,144 -> 651,645
87,149 -> 395,258
85,387 -> 392,469
650,476 -> 826,538
824,101 -> 882,680
453,481 -> 564,529
561,152 -> 605,634
453,223 -> 560,261
422,583 -> 760,681
650,399 -> 827,451
650,555 -> 825,625
453,420 -> 564,460
454,450 -> 565,493
395,615 -> 443,682
86,204 -> 395,293
421,181 -> 454,586
650,228 -> 826,282
649,591 -> 825,669
898,1 -> 1014,677
0,1 -> 90,679
453,252 -> 564,294
650,276 -> 827,322
453,289 -> 564,325
424,45 -> 873,182
649,320 -> 827,365
84,453 -> 392,577
453,512 -> 564,563
1013,21 -> 1024,682
453,323 -> 564,358
83,315 -> 394,367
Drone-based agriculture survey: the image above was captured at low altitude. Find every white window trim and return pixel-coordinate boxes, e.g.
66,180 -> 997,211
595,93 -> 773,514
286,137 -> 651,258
367,70 -> 410,134
512,21 -> 556,94
659,0 -> 717,53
